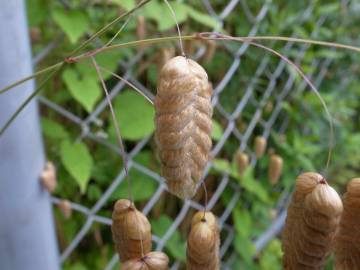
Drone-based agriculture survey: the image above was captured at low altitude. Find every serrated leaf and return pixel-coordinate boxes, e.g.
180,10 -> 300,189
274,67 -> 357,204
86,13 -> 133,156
60,140 -> 93,193
62,68 -> 102,112
152,215 -> 186,261
41,117 -> 69,139
52,8 -> 88,44
211,119 -> 223,141
110,90 -> 155,140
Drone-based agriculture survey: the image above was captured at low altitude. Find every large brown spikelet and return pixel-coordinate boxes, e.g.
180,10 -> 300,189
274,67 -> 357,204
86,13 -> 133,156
112,199 -> 152,261
334,178 -> 360,270
187,211 -> 220,270
155,56 -> 213,199
282,172 -> 343,269
121,251 -> 169,270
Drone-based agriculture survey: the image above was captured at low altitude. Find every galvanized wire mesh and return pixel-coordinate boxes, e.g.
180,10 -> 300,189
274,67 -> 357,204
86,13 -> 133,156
33,0 -> 352,269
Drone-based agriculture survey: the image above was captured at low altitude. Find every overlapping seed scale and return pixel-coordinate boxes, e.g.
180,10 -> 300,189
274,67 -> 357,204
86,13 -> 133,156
335,178 -> 360,270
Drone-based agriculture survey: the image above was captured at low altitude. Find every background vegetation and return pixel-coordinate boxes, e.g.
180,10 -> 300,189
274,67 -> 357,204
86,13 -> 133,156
25,0 -> 360,269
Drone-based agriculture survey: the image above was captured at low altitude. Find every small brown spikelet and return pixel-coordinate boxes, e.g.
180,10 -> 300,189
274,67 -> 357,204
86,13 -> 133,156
334,178 -> 360,270
268,154 -> 283,185
58,199 -> 72,219
155,56 -> 213,199
121,251 -> 169,270
235,151 -> 249,176
282,172 -> 343,270
112,199 -> 152,261
40,161 -> 57,193
187,211 -> 220,270
254,136 -> 267,158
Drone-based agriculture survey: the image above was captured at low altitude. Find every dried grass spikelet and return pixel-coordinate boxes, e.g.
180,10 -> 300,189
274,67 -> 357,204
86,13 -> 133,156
40,161 -> 57,193
282,172 -> 343,270
155,56 -> 213,199
58,199 -> 72,219
334,178 -> 360,270
268,154 -> 283,185
254,136 -> 267,158
112,199 -> 152,261
121,251 -> 169,270
187,211 -> 220,270
235,151 -> 249,176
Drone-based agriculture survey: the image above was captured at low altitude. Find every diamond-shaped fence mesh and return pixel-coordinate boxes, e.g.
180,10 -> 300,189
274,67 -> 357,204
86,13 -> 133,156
29,0 -> 354,269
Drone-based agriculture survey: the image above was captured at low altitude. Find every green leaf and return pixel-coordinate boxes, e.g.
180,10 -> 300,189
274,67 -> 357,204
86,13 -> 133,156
76,51 -> 122,80
110,90 -> 155,140
234,234 -> 256,264
27,0 -> 48,26
186,6 -> 220,29
60,140 -> 94,193
112,0 -> 135,11
211,119 -> 223,141
141,2 -> 188,31
233,208 -> 252,237
62,68 -> 102,112
52,8 -> 89,44
240,168 -> 269,202
41,117 -> 69,139
152,215 -> 186,261
110,152 -> 157,201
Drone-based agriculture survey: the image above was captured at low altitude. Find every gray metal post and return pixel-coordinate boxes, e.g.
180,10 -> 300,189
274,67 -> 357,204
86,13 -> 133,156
0,1 -> 60,269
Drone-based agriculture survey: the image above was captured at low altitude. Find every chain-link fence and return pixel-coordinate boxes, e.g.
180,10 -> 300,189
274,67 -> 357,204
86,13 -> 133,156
31,0 -> 355,269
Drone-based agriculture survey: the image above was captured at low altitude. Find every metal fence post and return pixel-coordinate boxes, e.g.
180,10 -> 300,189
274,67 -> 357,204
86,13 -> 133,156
0,1 -> 60,269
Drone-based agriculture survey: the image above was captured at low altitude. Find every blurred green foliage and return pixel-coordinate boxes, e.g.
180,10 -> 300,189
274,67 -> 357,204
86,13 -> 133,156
26,0 -> 360,269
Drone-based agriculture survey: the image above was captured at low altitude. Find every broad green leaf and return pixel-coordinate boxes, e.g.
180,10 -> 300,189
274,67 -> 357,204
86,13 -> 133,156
60,140 -> 94,193
62,69 -> 102,112
213,158 -> 231,173
112,0 -> 135,11
111,90 -> 155,140
152,215 -> 186,261
141,2 -> 187,31
27,0 -> 48,26
76,51 -> 122,80
52,8 -> 89,44
240,168 -> 269,202
41,117 -> 69,139
110,152 -> 157,201
234,234 -> 256,264
318,3 -> 339,15
233,208 -> 252,237
186,6 -> 220,29
211,119 -> 223,141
